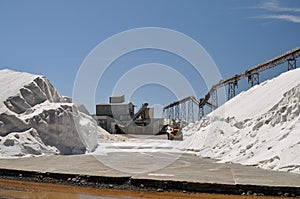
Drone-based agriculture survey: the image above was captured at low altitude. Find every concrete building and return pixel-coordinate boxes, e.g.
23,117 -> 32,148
109,95 -> 125,103
95,95 -> 134,133
96,102 -> 134,121
94,95 -> 164,135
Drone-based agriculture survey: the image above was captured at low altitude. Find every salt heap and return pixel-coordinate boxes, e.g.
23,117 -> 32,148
0,69 -> 99,157
180,68 -> 300,174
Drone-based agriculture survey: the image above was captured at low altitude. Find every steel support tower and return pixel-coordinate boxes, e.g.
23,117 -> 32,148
169,107 -> 174,120
187,99 -> 194,123
198,106 -> 204,120
181,102 -> 186,123
228,82 -> 236,100
210,89 -> 218,111
248,73 -> 259,86
288,58 -> 296,70
163,46 -> 300,124
175,104 -> 180,119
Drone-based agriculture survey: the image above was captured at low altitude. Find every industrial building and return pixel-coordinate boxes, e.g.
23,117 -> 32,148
93,95 -> 165,135
96,95 -> 134,121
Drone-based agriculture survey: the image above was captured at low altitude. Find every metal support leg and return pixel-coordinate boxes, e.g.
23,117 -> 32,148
166,108 -> 170,119
180,102 -> 186,123
288,58 -> 296,71
210,89 -> 218,111
175,104 -> 180,119
188,99 -> 194,123
198,105 -> 204,121
248,73 -> 259,87
228,82 -> 236,100
252,73 -> 259,86
169,107 -> 174,120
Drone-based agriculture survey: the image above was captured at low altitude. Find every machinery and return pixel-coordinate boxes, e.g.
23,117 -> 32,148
94,95 -> 183,138
163,119 -> 183,140
95,96 -> 164,135
117,103 -> 152,133
130,103 -> 150,126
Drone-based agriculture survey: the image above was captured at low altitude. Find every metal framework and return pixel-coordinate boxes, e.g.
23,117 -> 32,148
187,100 -> 194,123
288,58 -> 296,71
228,82 -> 236,100
181,102 -> 187,121
248,73 -> 259,86
163,46 -> 300,123
227,75 -> 238,100
198,106 -> 204,120
163,96 -> 200,122
175,104 -> 180,119
163,109 -> 167,119
169,106 -> 174,120
165,109 -> 170,119
210,88 -> 218,111
214,47 -> 300,90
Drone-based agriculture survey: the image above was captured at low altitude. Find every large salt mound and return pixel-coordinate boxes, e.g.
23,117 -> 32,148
0,69 -> 99,156
179,68 -> 300,174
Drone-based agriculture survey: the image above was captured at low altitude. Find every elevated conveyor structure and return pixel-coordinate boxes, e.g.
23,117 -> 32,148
132,103 -> 149,121
163,46 -> 300,123
163,96 -> 201,124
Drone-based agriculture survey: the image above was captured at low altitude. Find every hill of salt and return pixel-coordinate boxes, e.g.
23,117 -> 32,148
179,68 -> 300,174
0,69 -> 104,157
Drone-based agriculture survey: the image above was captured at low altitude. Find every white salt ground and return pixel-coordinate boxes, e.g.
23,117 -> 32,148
1,68 -> 300,175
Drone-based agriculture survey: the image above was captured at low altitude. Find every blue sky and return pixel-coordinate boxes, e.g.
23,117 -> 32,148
0,0 -> 300,115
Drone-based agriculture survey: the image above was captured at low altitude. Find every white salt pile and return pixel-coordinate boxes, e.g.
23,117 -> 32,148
0,69 -> 106,157
179,68 -> 300,174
